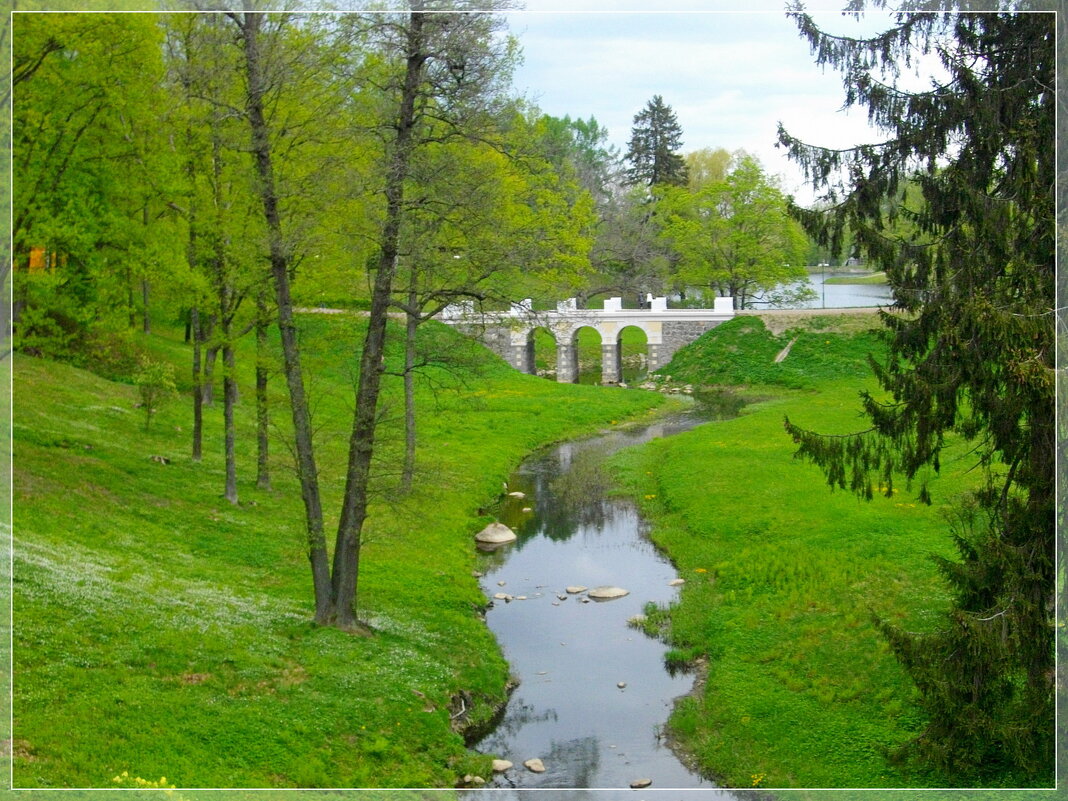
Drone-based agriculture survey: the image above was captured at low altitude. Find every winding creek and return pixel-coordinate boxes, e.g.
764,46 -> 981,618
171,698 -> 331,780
464,411 -> 741,796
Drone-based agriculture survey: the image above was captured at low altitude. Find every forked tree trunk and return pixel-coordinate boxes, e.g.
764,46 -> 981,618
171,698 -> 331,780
236,11 -> 333,624
331,8 -> 428,628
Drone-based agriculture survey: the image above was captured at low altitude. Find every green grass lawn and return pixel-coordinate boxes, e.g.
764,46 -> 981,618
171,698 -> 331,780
611,315 -> 1017,789
824,271 -> 889,286
13,315 -> 667,788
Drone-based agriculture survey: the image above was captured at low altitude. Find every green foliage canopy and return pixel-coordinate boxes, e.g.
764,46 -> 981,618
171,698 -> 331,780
657,155 -> 810,309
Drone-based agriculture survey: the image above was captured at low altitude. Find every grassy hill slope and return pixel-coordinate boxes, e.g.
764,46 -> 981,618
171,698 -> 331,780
13,315 -> 667,788
610,313 -> 1032,788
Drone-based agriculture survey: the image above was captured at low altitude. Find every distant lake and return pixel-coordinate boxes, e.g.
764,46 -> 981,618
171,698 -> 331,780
752,272 -> 894,310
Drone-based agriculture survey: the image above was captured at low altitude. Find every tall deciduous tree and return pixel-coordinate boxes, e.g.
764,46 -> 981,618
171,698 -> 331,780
684,146 -> 732,192
390,121 -> 595,488
330,3 -> 516,628
624,94 -> 687,187
658,155 -> 810,309
233,4 -> 515,628
778,8 -> 1054,782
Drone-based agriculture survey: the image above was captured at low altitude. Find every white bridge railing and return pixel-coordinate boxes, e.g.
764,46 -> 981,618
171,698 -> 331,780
441,295 -> 735,320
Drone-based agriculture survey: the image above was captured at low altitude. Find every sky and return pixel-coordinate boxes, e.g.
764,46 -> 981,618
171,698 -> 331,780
501,6 -> 926,204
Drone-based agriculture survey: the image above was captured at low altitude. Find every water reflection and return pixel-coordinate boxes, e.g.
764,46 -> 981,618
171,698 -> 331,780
692,388 -> 748,421
471,413 -> 736,792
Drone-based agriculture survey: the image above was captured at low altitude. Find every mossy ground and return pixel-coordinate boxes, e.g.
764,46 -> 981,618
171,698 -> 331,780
13,315 -> 666,788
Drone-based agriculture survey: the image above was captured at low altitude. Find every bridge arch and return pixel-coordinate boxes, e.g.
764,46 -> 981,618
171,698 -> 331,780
525,325 -> 557,378
615,324 -> 649,384
569,324 -> 603,384
448,295 -> 734,384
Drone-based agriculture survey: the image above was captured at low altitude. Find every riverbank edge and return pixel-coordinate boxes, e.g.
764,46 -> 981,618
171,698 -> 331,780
11,318 -> 678,788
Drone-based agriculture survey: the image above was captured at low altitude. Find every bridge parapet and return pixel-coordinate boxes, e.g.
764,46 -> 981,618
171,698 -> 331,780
440,296 -> 735,383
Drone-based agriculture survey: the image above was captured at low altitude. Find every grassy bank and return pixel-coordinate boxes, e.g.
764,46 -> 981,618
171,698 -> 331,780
612,316 -> 996,788
824,271 -> 889,286
13,315 -> 667,788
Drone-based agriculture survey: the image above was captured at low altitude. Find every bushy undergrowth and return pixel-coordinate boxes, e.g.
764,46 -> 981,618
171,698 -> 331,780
13,315 -> 665,788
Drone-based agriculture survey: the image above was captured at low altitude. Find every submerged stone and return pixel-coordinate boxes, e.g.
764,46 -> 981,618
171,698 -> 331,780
588,586 -> 629,600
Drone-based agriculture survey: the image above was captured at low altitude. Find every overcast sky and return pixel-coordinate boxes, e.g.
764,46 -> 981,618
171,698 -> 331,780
502,6 -> 918,204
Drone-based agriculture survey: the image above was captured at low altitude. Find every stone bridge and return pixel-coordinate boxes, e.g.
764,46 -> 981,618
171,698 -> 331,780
441,295 -> 735,383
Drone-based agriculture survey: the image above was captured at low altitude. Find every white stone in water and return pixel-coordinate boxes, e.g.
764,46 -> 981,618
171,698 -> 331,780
476,523 -> 517,545
588,586 -> 630,600
565,586 -> 587,594
617,681 -> 627,689
669,578 -> 686,586
508,491 -> 526,499
491,759 -> 512,773
630,778 -> 652,789
493,593 -> 510,601
523,758 -> 546,773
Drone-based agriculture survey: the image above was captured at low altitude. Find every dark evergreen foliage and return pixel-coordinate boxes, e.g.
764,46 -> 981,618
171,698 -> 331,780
777,9 -> 1054,784
624,94 -> 688,187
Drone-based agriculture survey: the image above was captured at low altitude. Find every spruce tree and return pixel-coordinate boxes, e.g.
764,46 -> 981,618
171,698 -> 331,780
624,94 -> 688,187
777,10 -> 1054,784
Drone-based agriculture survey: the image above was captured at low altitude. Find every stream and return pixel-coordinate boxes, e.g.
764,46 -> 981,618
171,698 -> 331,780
463,411 -> 741,797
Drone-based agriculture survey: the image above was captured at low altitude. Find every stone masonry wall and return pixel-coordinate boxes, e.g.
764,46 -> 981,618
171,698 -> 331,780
458,323 -> 513,365
658,320 -> 726,368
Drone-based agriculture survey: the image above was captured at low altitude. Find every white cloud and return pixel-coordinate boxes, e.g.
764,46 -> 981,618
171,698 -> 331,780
505,10 -> 929,204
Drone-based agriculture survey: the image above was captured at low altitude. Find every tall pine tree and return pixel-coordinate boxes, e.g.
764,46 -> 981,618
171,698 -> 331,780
778,10 -> 1054,784
624,94 -> 687,187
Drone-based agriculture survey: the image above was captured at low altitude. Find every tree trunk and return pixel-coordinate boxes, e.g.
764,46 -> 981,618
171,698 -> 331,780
209,115 -> 238,506
222,335 -> 238,505
140,204 -> 151,334
236,11 -> 333,624
400,287 -> 418,493
203,343 -> 217,406
332,8 -> 428,628
256,287 -> 271,490
191,305 -> 203,462
127,266 -> 137,328
141,278 -> 151,334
